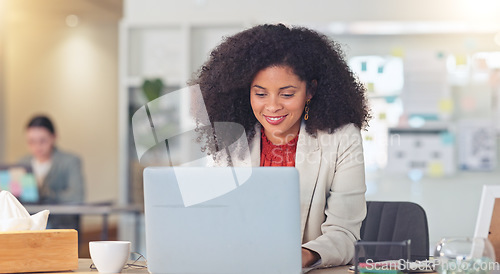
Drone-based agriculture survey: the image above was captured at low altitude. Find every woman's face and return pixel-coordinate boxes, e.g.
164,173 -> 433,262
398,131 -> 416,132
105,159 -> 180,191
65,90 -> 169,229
26,127 -> 55,161
250,66 -> 312,145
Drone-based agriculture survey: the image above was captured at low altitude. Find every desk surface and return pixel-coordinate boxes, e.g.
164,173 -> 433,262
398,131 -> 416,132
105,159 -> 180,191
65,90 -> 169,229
24,204 -> 143,215
49,259 -> 350,273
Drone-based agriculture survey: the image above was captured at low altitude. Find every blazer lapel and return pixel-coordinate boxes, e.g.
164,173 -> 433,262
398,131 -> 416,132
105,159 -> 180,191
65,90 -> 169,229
295,122 -> 321,240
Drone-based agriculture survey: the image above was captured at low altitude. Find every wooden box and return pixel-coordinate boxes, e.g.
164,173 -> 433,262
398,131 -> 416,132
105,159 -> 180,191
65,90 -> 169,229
0,229 -> 78,273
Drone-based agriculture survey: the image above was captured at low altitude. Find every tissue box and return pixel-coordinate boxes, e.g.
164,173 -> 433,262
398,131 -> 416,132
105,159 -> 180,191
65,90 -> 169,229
0,229 -> 78,273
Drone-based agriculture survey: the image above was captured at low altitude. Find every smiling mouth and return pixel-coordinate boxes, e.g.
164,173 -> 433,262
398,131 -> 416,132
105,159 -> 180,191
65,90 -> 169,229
264,115 -> 287,125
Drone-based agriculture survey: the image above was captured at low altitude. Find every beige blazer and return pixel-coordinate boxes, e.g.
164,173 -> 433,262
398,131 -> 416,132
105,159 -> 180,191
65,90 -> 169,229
228,122 -> 367,267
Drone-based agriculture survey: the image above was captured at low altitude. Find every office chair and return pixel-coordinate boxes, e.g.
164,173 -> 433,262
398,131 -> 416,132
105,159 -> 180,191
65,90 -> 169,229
360,201 -> 430,261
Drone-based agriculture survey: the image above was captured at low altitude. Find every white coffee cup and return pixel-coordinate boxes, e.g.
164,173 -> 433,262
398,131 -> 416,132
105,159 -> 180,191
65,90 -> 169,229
89,241 -> 131,273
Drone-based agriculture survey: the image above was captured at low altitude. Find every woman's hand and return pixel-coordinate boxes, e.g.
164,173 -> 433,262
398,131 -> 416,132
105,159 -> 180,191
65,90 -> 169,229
302,248 -> 320,268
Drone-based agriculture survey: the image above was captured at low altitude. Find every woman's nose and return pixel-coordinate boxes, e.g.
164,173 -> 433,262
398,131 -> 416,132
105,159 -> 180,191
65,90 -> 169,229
265,96 -> 283,113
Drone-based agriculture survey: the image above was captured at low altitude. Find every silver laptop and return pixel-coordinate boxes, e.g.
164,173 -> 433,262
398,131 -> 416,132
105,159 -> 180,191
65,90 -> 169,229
143,166 -> 302,274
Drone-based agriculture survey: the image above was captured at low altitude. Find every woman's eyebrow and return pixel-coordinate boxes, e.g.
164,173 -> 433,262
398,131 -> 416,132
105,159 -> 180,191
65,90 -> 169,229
279,85 -> 298,90
252,85 -> 266,90
252,84 -> 298,90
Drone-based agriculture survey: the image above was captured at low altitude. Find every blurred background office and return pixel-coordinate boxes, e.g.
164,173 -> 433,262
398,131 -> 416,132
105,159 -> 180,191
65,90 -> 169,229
0,0 -> 499,257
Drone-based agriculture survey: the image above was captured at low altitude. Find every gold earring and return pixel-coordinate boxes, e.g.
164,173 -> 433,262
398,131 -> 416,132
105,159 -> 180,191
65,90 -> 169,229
304,99 -> 311,120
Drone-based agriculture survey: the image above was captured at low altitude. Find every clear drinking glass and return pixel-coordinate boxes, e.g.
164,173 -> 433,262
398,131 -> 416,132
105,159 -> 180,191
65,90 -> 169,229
434,237 -> 497,274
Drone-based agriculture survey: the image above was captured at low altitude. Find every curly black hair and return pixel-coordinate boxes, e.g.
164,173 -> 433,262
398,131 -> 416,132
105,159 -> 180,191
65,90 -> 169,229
190,23 -> 370,145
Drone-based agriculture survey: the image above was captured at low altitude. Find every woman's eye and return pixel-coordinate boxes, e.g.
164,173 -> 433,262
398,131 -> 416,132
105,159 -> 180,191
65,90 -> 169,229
255,93 -> 266,97
281,93 -> 294,98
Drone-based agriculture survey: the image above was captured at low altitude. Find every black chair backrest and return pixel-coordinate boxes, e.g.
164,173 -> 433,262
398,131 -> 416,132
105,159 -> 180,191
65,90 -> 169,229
360,201 -> 429,261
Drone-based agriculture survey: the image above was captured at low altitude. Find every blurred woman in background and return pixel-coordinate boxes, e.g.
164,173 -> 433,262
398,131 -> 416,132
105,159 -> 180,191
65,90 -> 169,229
19,115 -> 85,229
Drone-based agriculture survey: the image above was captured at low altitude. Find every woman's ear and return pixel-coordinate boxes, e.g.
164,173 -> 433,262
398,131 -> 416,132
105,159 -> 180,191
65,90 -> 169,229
307,80 -> 317,100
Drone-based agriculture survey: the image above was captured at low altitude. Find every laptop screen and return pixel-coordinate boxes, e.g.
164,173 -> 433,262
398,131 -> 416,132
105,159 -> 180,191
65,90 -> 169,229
0,165 -> 39,203
143,167 -> 302,274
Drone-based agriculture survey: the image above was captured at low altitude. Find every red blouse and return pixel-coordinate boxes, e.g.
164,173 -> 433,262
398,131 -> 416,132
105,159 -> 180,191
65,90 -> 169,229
260,129 -> 299,167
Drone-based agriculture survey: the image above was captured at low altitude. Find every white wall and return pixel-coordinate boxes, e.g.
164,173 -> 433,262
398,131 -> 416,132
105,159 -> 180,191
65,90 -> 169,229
0,0 -> 5,161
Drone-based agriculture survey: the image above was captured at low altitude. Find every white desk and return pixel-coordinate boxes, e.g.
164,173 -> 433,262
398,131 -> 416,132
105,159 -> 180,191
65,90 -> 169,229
46,259 -> 149,273
49,259 -> 351,274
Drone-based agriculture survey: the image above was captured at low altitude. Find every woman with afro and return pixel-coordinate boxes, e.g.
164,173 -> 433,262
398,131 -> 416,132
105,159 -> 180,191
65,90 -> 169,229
190,23 -> 370,268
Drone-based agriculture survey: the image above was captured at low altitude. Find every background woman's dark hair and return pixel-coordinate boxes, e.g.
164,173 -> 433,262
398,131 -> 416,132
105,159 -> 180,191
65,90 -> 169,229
27,115 -> 56,135
190,23 -> 370,143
